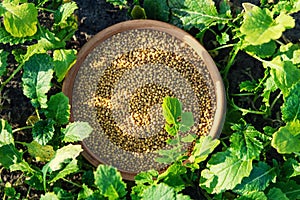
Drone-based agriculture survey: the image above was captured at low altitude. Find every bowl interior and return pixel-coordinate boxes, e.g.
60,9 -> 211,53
62,20 -> 226,180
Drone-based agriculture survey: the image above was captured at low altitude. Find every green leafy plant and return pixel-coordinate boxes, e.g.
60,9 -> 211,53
2,0 -> 300,199
0,0 -> 78,92
153,1 -> 300,199
0,0 -> 93,198
155,96 -> 195,164
106,0 -> 300,198
130,96 -> 220,199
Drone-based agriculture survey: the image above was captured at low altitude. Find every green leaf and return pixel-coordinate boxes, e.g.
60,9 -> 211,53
54,2 -> 78,27
262,75 -> 277,108
230,123 -> 264,160
0,3 -> 5,15
282,158 -> 300,178
131,184 -> 148,200
239,80 -> 258,92
9,160 -> 34,173
0,119 -> 13,147
162,97 -> 194,136
25,141 -> 55,162
240,4 -> 295,45
46,144 -> 82,172
281,82 -> 300,122
134,170 -> 159,185
263,126 -> 277,136
187,136 -> 220,169
4,182 -> 19,199
165,123 -> 178,136
181,134 -> 196,143
40,192 -> 59,200
219,0 -> 232,18
32,119 -> 55,146
275,12 -> 296,28
0,49 -> 9,77
262,44 -> 300,96
167,138 -> 180,145
179,112 -> 194,132
78,184 -> 93,199
130,5 -> 147,19
243,40 -> 277,58
168,0 -> 222,31
20,29 -> 66,63
216,32 -> 230,45
78,184 -> 104,200
272,0 -> 300,14
82,170 -> 95,187
267,188 -> 289,200
0,27 -> 40,45
25,174 -> 44,191
144,0 -> 169,21
292,49 -> 300,65
176,194 -> 192,200
271,121 -> 300,154
53,49 -> 77,82
132,171 -> 157,199
200,151 -> 253,194
158,162 -> 187,192
22,54 -> 54,108
45,92 -> 70,125
53,187 -> 75,200
2,2 -> 38,37
274,180 -> 300,200
276,43 -> 300,61
233,162 -> 276,194
142,183 -> 174,199
200,122 -> 264,194
236,191 -> 267,200
94,165 -> 127,200
49,159 -> 79,183
162,96 -> 182,126
62,122 -> 93,142
0,144 -> 22,168
270,60 -> 300,96
155,146 -> 185,164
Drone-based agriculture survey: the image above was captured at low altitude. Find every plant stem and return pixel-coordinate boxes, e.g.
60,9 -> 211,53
12,126 -> 33,133
221,43 -> 241,114
26,186 -> 32,199
294,152 -> 300,156
201,190 -> 213,200
35,108 -> 41,120
176,128 -> 182,154
222,43 -> 241,78
221,43 -> 241,100
251,54 -> 282,71
37,7 -> 56,13
269,92 -> 282,113
62,178 -> 83,188
263,141 -> 271,148
230,99 -> 267,115
42,163 -> 50,193
231,93 -> 255,96
209,43 -> 235,52
0,62 -> 24,92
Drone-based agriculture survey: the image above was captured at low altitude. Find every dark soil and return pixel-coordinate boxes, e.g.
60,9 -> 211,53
1,0 -> 299,199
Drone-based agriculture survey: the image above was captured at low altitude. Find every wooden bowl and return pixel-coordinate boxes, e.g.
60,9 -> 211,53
62,20 -> 226,180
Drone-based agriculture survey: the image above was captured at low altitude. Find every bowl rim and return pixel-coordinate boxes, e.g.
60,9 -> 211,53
62,19 -> 226,180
